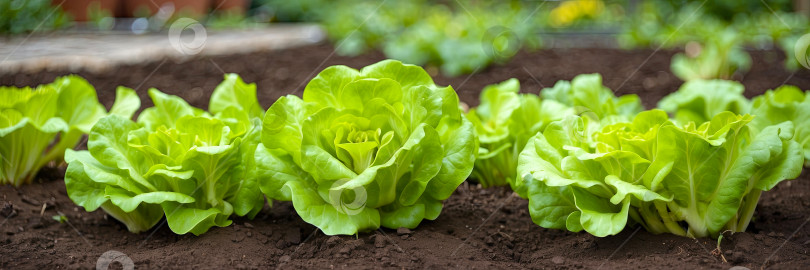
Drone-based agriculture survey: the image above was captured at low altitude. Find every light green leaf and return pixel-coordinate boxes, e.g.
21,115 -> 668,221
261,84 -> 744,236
261,95 -> 307,162
572,188 -> 631,237
359,59 -> 434,90
526,175 -> 576,230
380,203 -> 425,229
106,188 -> 195,212
428,117 -> 477,200
64,149 -> 112,211
109,86 -> 141,119
100,201 -> 164,233
605,175 -> 671,205
162,201 -> 233,235
284,181 -> 380,235
658,79 -> 750,124
210,74 -> 264,118
52,75 -> 107,133
138,89 -> 205,130
256,144 -> 309,201
303,65 -> 361,109
339,78 -> 402,112
541,74 -> 642,120
750,85 -> 810,164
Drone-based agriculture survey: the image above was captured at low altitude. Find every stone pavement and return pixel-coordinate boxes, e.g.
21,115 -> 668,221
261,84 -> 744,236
0,24 -> 325,74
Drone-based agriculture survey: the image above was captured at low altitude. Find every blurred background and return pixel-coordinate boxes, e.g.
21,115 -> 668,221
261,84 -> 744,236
1,0 -> 809,109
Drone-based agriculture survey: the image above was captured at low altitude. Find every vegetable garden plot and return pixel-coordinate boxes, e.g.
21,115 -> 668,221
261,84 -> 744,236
1,46 -> 809,269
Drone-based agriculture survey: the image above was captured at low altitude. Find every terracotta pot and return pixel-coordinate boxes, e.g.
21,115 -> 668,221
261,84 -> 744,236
212,0 -> 248,15
123,0 -> 211,18
55,0 -> 120,22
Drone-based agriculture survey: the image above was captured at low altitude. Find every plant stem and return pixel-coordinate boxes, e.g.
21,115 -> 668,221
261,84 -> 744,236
735,189 -> 762,232
655,201 -> 688,236
638,203 -> 667,234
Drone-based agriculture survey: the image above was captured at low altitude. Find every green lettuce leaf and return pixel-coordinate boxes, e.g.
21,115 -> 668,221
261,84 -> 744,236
658,79 -> 750,125
540,73 -> 643,121
750,86 -> 810,166
659,81 -> 808,166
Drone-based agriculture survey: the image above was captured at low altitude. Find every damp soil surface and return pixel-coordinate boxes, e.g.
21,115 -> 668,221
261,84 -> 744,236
2,44 -> 810,269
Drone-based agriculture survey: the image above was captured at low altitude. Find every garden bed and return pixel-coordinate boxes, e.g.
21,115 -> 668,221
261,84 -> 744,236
2,44 -> 809,269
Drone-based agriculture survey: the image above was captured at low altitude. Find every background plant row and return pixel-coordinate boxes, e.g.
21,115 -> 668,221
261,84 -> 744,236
4,1 -> 806,77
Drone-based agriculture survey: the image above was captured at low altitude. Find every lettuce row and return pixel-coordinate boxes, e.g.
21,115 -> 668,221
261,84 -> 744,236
1,76 -> 139,186
518,110 -> 803,238
64,74 -> 264,235
659,80 -> 810,165
256,60 -> 477,235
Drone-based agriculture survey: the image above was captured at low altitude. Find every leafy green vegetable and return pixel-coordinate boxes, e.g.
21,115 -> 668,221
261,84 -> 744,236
518,110 -> 803,238
658,79 -> 750,125
750,86 -> 810,166
467,79 -> 571,195
64,74 -> 264,235
1,76 -> 139,186
540,73 -> 643,123
670,30 -> 751,81
256,60 -> 477,235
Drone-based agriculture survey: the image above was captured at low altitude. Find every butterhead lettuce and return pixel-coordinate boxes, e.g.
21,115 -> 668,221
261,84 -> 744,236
1,76 -> 138,186
466,78 -> 571,195
256,60 -> 477,235
518,110 -> 803,238
64,74 -> 264,235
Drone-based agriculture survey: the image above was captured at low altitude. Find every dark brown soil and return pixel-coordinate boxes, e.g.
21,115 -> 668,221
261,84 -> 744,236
2,44 -> 810,269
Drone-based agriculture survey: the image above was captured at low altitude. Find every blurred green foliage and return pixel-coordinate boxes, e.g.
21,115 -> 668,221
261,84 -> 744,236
253,0 -> 332,22
0,0 -> 69,34
661,0 -> 794,22
620,1 -> 806,49
257,0 -> 626,76
259,0 -> 809,77
379,2 -> 541,76
621,1 -> 809,77
314,0 -> 549,76
3,0 -> 808,78
670,30 -> 752,81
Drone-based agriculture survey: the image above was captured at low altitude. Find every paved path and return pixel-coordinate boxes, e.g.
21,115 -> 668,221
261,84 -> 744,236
0,24 -> 324,74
